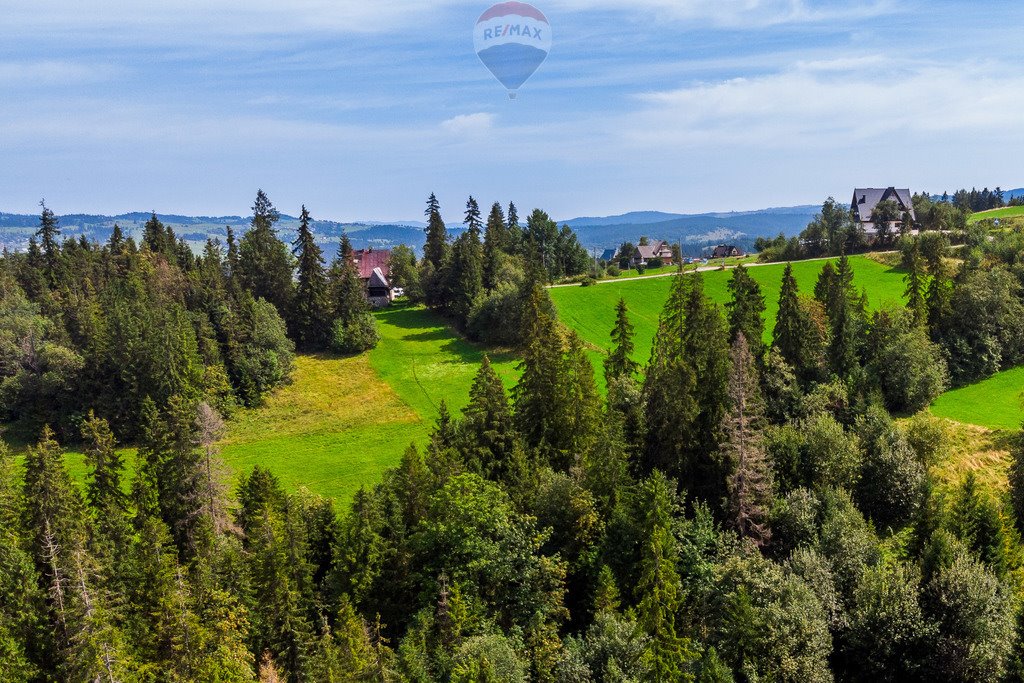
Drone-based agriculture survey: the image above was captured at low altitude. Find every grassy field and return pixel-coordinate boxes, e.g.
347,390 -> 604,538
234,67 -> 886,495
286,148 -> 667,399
219,353 -> 426,504
931,366 -> 1024,431
369,302 -> 519,420
219,303 -> 520,504
968,206 -> 1024,223
550,256 -> 908,371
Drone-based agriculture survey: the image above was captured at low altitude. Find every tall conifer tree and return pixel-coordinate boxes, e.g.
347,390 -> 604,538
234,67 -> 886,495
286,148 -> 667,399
291,205 -> 330,350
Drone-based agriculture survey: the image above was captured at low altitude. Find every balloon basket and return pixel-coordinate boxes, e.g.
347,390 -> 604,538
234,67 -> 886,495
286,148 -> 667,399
508,91 -> 517,100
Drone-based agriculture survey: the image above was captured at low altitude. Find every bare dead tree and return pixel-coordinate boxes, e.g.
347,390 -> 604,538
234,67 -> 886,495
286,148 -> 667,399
193,402 -> 236,535
722,333 -> 773,547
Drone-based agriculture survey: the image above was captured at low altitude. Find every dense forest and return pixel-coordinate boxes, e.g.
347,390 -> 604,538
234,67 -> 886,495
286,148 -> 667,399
5,190 -> 1024,682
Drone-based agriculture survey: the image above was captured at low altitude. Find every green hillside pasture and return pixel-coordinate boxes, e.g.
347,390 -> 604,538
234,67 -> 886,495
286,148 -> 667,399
549,256 -> 908,372
968,206 -> 1024,224
370,302 -> 519,422
220,352 -> 426,505
931,366 -> 1024,431
223,303 -> 520,504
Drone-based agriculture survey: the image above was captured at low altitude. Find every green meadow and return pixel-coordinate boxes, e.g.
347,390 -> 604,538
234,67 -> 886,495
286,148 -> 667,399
931,366 -> 1024,431
217,302 -> 519,504
550,256 -> 909,371
968,206 -> 1024,224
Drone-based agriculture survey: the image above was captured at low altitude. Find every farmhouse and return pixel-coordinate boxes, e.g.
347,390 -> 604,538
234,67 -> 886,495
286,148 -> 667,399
711,245 -> 745,259
852,187 -> 915,236
632,240 -> 675,267
352,248 -> 395,307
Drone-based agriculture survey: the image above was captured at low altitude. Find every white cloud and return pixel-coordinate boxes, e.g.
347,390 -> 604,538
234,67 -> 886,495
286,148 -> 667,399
440,112 -> 496,137
0,0 -> 898,39
625,58 -> 1024,149
0,60 -> 119,86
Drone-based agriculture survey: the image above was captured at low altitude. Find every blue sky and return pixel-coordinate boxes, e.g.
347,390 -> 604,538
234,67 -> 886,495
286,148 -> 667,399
1,0 -> 1022,222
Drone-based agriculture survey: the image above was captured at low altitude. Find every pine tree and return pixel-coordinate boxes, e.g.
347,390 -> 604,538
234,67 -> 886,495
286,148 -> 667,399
237,189 -> 295,315
604,298 -> 640,383
722,334 -> 772,546
725,265 -> 766,356
36,200 -> 62,285
291,205 -> 331,350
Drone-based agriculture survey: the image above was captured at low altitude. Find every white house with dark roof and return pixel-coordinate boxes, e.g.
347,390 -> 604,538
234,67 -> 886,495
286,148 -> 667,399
851,187 -> 916,236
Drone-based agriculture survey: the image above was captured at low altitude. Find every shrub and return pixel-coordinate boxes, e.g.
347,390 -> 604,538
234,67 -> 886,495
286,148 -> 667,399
330,312 -> 380,354
606,265 -> 621,277
648,257 -> 663,269
581,275 -> 597,287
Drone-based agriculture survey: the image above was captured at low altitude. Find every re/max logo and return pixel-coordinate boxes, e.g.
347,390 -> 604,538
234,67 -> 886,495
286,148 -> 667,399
482,24 -> 544,41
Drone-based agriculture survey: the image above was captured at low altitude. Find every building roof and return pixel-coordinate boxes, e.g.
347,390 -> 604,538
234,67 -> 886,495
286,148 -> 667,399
368,267 -> 390,289
852,187 -> 915,222
636,241 -> 671,260
352,248 -> 391,280
600,248 -> 617,262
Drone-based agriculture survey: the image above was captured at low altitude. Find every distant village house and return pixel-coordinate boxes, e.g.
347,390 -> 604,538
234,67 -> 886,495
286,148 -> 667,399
635,240 -> 675,266
351,248 -> 395,307
851,187 -> 915,237
710,245 -> 745,259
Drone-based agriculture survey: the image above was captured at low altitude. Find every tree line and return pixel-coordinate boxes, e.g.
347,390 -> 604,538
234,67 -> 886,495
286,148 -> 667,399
392,195 -> 590,345
7,212 -> 1024,680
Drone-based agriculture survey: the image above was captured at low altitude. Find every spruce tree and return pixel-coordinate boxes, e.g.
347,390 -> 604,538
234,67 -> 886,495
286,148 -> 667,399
722,334 -> 772,546
446,226 -> 484,326
237,189 -> 295,315
464,196 -> 483,238
604,298 -> 640,383
291,205 -> 331,350
725,265 -> 766,355
513,286 -> 567,464
904,241 -> 927,327
458,356 -> 519,482
636,471 -> 695,679
507,202 -> 521,254
825,255 -> 862,379
773,263 -> 803,367
680,272 -> 731,497
328,234 -> 369,326
562,331 -> 602,468
483,202 -> 508,290
643,274 -> 698,479
423,193 -> 448,271
36,200 -> 61,285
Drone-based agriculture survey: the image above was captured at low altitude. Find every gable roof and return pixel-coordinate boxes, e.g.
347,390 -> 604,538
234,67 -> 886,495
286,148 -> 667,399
600,248 -> 617,262
636,240 -> 671,260
352,248 -> 391,280
368,267 -> 390,289
852,187 -> 915,222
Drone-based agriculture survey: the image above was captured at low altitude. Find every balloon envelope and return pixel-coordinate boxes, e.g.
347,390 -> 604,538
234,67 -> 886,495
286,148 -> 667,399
473,2 -> 551,95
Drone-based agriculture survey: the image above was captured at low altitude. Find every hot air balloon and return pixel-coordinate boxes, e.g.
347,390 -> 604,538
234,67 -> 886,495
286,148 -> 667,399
473,2 -> 551,99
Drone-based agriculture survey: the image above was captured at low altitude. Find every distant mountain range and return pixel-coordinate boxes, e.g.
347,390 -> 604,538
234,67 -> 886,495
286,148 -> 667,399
2,190 -> 1019,256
